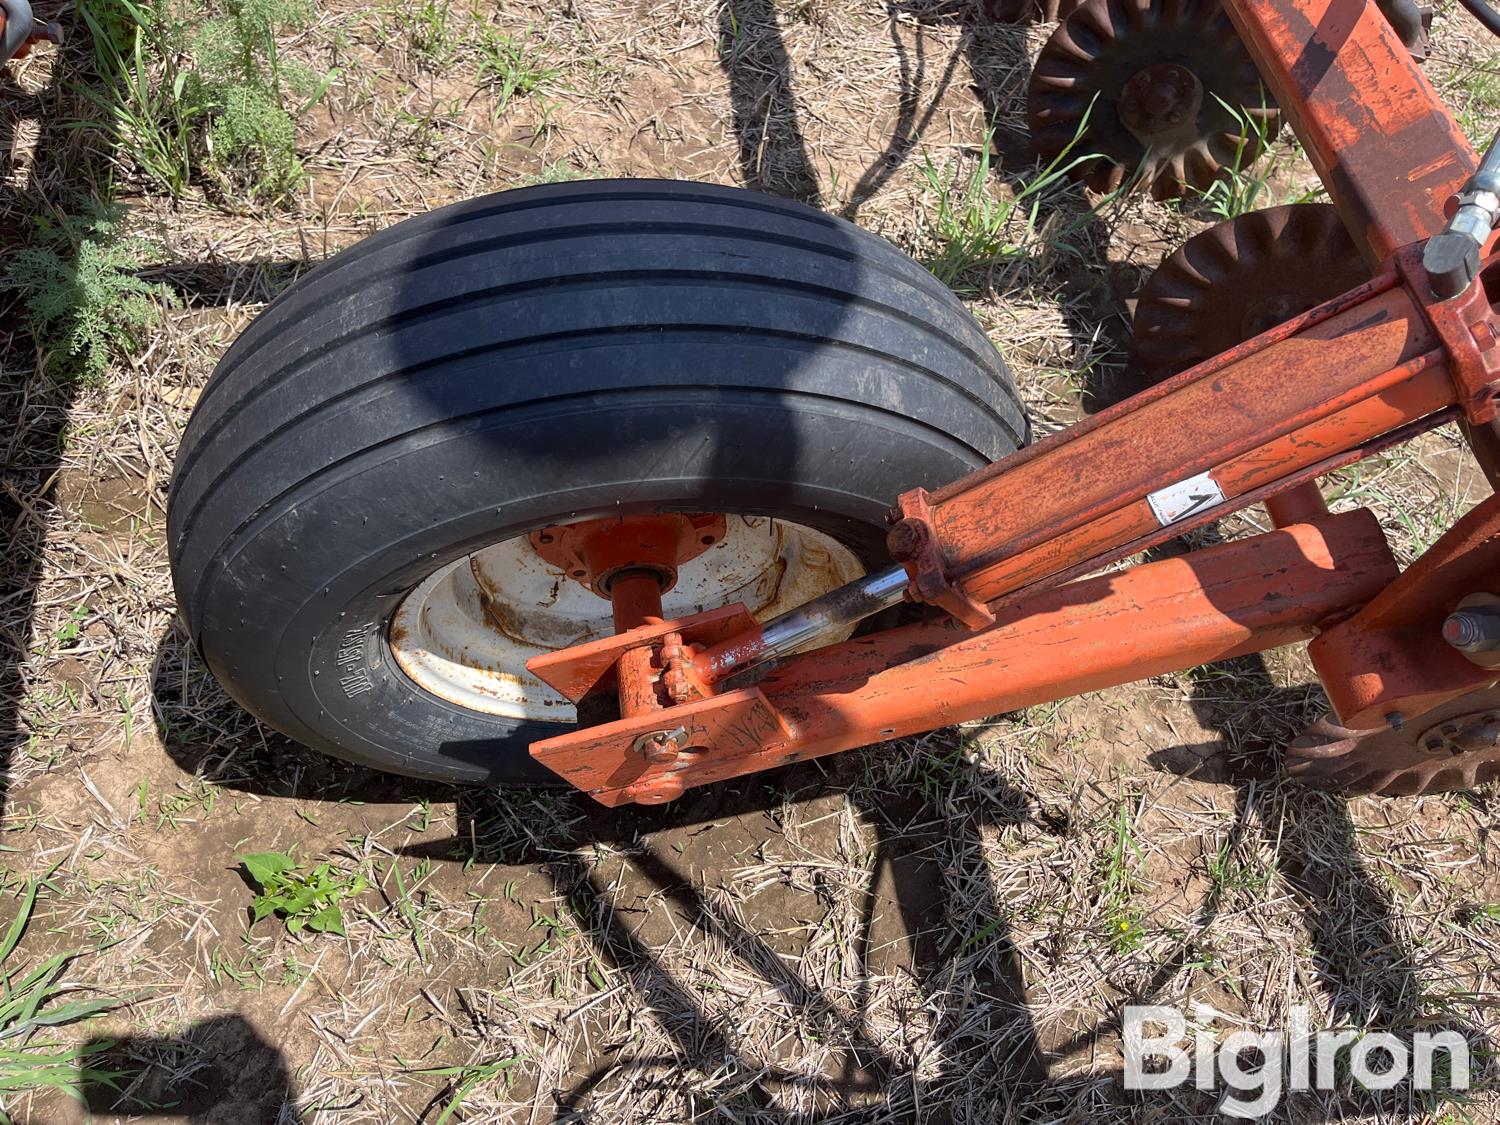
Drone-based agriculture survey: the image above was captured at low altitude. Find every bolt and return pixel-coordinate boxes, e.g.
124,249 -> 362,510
632,727 -> 686,764
662,668 -> 692,704
658,632 -> 697,705
887,518 -> 928,563
1144,83 -> 1178,116
1443,607 -> 1500,653
1387,711 -> 1405,731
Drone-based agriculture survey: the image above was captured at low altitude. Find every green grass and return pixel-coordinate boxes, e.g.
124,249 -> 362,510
384,860 -> 431,963
0,869 -> 123,1122
1178,97 -> 1322,220
1456,54 -> 1500,144
1205,823 -> 1273,904
474,26 -> 559,119
410,1057 -> 518,1124
401,0 -> 455,68
74,0 -> 331,203
74,0 -> 200,195
1099,792 -> 1148,953
917,115 -> 1106,293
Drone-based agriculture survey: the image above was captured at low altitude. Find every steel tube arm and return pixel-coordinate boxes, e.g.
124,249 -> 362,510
1222,0 -> 1475,270
890,273 -> 1457,621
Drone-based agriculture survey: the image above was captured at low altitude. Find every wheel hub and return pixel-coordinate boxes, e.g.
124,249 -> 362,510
1028,0 -> 1279,199
527,513 -> 727,597
1241,294 -> 1300,341
1119,63 -> 1202,140
1415,709 -> 1500,758
389,515 -> 865,721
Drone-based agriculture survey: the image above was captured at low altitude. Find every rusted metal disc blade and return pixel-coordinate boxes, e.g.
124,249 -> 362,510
1133,202 -> 1367,378
1027,0 -> 1280,199
1285,686 -> 1500,796
980,0 -> 1084,20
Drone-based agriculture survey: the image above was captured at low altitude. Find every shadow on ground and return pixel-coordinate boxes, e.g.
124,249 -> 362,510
150,613 -> 1495,1121
81,1015 -> 304,1124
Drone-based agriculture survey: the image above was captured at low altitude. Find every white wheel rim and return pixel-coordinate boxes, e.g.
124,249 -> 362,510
388,516 -> 865,721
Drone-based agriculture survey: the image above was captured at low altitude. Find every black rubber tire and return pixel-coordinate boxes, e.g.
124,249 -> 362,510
168,179 -> 1028,785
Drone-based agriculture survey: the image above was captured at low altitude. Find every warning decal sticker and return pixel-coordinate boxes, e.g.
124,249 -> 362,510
1146,471 -> 1226,527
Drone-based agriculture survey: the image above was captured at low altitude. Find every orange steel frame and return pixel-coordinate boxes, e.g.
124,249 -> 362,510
528,0 -> 1500,807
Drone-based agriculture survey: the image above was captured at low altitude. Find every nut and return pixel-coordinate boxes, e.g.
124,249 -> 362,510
632,726 -> 687,764
658,632 -> 697,705
887,518 -> 929,563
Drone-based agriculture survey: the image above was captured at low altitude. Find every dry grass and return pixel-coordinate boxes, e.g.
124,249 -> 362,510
2,1 -> 1500,1122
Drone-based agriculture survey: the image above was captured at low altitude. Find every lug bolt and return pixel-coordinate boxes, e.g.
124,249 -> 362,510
1144,84 -> 1177,115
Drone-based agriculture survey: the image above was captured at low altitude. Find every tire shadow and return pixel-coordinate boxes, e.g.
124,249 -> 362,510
151,620 -> 448,807
427,745 -> 1058,1120
79,1014 -> 305,1124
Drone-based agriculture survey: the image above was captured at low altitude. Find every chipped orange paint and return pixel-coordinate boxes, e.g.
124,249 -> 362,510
1311,494 -> 1500,729
532,515 -> 1398,805
915,277 -> 1447,608
1222,0 -> 1476,267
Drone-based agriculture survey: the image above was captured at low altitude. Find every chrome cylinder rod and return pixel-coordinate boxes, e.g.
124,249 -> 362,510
695,564 -> 910,683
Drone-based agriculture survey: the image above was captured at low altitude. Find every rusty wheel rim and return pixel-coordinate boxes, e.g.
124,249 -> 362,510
1285,686 -> 1500,796
388,516 -> 865,721
1133,202 -> 1368,378
1027,0 -> 1279,199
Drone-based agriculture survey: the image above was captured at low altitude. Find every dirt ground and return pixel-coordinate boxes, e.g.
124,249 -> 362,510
4,1 -> 1500,1122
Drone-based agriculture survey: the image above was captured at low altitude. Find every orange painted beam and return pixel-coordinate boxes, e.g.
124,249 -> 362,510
896,274 -> 1451,612
532,513 -> 1398,805
1222,0 -> 1476,268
